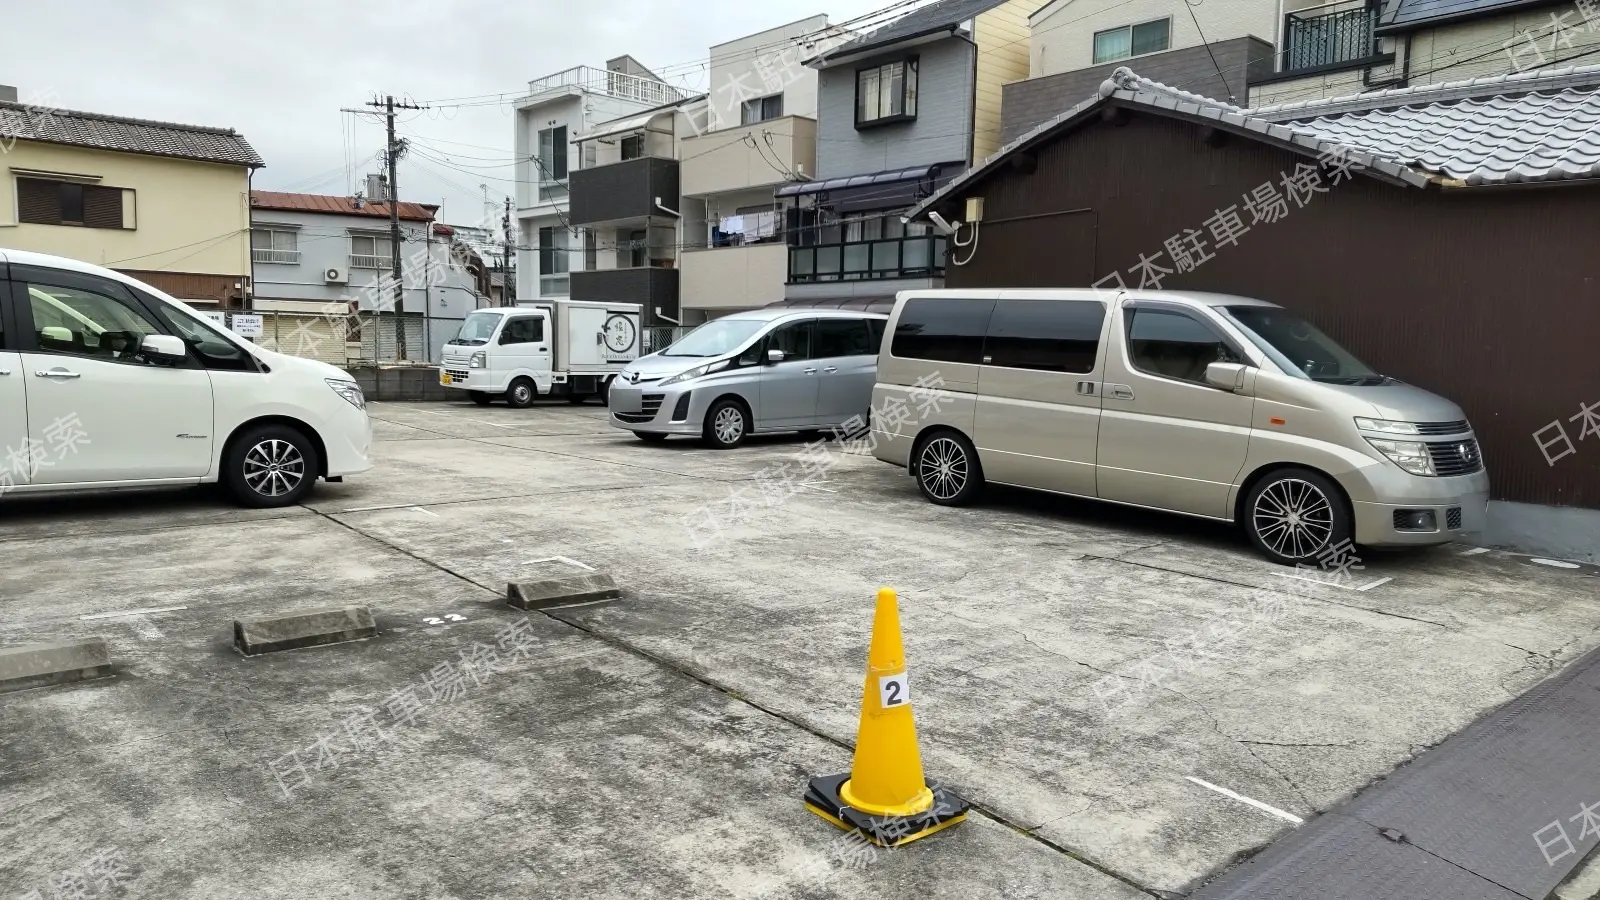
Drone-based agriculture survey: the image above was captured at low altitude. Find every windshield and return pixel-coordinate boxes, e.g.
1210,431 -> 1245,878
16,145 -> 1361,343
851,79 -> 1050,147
1222,306 -> 1387,386
454,312 -> 501,346
660,318 -> 769,358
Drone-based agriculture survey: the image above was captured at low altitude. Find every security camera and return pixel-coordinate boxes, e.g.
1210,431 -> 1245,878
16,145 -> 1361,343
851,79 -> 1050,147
927,211 -> 958,237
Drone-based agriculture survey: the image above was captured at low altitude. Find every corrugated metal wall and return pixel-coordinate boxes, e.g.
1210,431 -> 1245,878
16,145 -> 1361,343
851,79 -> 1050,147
943,110 -> 1600,509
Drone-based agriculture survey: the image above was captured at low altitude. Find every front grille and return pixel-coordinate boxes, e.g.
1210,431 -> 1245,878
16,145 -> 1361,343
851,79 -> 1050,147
614,412 -> 655,424
671,392 -> 692,422
1447,507 -> 1463,530
1426,438 -> 1484,477
641,393 -> 665,416
444,369 -> 470,381
1416,420 -> 1470,436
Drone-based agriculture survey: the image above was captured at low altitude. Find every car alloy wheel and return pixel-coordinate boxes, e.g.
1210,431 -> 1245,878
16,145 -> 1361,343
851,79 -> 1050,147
714,406 -> 744,445
244,439 -> 306,499
918,436 -> 969,501
1252,477 -> 1335,561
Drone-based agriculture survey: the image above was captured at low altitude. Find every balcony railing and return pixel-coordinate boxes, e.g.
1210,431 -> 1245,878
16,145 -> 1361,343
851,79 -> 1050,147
252,249 -> 301,265
526,66 -> 691,106
788,235 -> 946,284
1282,4 -> 1379,73
350,254 -> 394,270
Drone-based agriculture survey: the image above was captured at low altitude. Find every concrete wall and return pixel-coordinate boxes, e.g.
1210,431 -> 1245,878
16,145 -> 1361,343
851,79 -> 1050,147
680,116 -> 818,196
1005,37 -> 1273,143
250,208 -> 483,319
1249,1 -> 1600,107
0,140 -> 250,278
1031,0 -> 1277,77
814,36 -> 978,179
704,15 -> 844,131
681,242 -> 787,313
974,0 -> 1050,164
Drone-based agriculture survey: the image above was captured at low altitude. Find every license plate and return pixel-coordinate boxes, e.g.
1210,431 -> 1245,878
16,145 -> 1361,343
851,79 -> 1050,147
440,373 -> 452,385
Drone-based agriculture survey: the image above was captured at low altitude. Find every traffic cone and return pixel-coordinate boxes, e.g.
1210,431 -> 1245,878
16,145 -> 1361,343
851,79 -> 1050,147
803,587 -> 969,847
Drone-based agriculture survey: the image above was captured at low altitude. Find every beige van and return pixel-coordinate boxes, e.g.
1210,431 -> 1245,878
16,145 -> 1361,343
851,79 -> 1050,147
871,289 -> 1489,566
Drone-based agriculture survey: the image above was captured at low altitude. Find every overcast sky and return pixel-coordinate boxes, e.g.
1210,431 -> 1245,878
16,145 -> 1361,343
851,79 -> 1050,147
6,0 -> 893,233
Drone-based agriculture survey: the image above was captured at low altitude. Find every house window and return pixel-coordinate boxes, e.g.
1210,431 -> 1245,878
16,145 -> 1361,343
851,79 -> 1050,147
855,58 -> 918,128
350,234 -> 394,269
627,230 -> 648,268
251,229 -> 300,264
538,226 -> 569,295
741,94 -> 784,125
538,125 -> 568,199
620,133 -> 646,161
1093,18 -> 1170,64
16,177 -> 129,229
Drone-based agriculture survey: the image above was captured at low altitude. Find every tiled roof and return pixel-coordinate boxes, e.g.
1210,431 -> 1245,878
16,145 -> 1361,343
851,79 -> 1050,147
0,101 -> 261,167
909,63 -> 1600,218
810,0 -> 1009,64
250,191 -> 439,222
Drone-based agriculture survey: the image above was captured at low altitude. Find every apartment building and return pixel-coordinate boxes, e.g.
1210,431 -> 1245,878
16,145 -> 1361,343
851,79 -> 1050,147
511,57 -> 690,309
0,86 -> 260,307
1250,0 -> 1600,106
775,0 -> 1048,311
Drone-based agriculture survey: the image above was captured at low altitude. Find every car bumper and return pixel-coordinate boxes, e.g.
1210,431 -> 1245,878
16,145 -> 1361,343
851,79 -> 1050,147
1351,468 -> 1490,547
326,406 -> 374,477
607,381 -> 703,435
871,426 -> 914,468
438,367 -> 504,392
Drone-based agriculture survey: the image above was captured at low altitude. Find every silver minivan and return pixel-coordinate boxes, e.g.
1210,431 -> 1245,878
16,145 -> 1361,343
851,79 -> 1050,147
872,289 -> 1490,566
609,308 -> 888,448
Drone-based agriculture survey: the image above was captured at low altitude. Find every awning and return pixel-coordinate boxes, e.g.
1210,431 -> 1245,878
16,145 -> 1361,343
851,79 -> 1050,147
575,110 -> 669,143
775,164 -> 941,198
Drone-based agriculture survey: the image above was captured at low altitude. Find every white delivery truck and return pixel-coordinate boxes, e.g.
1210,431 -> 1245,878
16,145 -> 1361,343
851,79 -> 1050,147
439,301 -> 642,407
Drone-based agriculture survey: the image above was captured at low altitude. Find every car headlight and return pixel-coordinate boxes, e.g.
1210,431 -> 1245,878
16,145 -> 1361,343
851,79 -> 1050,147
1367,437 -> 1435,476
470,352 -> 486,369
326,378 -> 366,411
659,359 -> 730,387
1354,417 -> 1420,435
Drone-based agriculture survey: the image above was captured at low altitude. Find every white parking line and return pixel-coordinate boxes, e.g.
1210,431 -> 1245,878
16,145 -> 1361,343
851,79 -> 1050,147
1354,577 -> 1394,592
1184,776 -> 1304,825
799,481 -> 837,493
542,597 -> 619,611
524,556 -> 596,572
411,507 -> 440,518
1458,547 -> 1492,556
1272,572 -> 1391,592
80,606 -> 188,620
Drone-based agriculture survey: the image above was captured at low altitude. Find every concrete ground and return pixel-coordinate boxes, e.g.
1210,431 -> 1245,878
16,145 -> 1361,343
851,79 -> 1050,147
4,400 -> 1600,899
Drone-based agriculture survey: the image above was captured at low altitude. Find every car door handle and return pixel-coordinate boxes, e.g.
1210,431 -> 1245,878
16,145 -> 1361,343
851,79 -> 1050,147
1076,381 -> 1098,396
803,368 -> 818,375
36,370 -> 82,379
823,366 -> 838,373
1107,383 -> 1135,400
0,367 -> 11,376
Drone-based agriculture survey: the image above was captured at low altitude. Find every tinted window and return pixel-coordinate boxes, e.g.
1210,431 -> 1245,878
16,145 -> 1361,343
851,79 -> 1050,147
1126,309 -> 1241,384
767,319 -> 813,361
985,299 -> 1105,374
25,280 -> 161,364
814,318 -> 874,358
891,299 -> 994,364
501,317 -> 544,344
867,318 -> 886,350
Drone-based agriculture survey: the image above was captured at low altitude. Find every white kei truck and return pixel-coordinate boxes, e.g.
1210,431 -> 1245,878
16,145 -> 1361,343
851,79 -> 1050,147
438,301 -> 643,407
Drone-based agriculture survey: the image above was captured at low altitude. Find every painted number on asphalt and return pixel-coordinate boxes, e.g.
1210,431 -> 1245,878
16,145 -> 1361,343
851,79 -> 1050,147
423,614 -> 468,625
878,673 -> 910,709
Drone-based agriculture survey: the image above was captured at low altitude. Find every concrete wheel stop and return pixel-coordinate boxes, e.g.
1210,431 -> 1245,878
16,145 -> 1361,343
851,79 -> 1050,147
0,639 -> 114,694
234,606 -> 378,656
507,573 -> 621,611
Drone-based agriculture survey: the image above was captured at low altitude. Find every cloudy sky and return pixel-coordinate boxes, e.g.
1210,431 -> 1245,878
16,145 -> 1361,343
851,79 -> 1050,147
8,0 -> 895,231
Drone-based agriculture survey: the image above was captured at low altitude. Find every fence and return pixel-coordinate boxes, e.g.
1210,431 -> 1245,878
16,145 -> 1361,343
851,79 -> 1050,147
254,311 -> 468,366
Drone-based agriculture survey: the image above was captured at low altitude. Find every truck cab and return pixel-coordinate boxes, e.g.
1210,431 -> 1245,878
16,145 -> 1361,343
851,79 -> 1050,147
440,302 -> 641,407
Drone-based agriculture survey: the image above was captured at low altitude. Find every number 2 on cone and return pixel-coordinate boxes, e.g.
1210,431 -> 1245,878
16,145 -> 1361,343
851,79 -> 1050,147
878,672 -> 910,709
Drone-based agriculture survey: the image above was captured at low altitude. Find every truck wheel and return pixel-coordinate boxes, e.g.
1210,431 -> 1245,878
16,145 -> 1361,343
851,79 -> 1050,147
507,378 -> 537,409
469,391 -> 493,406
703,399 -> 749,449
1244,468 -> 1353,567
224,423 -> 320,509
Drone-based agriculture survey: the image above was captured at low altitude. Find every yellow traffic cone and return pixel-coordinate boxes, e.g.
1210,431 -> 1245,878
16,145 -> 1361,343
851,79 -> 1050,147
803,587 -> 968,847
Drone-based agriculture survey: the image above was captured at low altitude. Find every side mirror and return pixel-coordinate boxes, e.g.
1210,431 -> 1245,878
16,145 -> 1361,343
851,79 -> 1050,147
141,334 -> 188,363
1204,361 -> 1248,392
766,349 -> 785,364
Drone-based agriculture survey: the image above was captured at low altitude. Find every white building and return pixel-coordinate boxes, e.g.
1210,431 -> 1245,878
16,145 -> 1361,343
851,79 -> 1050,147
511,57 -> 690,307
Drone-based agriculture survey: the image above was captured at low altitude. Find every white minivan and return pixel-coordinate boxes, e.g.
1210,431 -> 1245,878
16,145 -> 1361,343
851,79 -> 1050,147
0,249 -> 372,508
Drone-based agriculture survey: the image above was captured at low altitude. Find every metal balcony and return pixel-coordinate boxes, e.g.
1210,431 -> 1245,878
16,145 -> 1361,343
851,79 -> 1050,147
1282,3 -> 1379,73
787,235 -> 946,284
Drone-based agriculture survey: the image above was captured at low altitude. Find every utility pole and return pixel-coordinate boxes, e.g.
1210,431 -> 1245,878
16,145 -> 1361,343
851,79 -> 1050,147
363,93 -> 426,360
502,197 -> 513,307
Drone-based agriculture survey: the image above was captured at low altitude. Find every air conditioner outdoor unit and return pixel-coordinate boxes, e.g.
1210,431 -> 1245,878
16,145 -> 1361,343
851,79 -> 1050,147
324,267 -> 348,284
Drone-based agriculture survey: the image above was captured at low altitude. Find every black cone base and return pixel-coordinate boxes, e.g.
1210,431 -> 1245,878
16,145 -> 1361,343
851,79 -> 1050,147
802,773 -> 970,847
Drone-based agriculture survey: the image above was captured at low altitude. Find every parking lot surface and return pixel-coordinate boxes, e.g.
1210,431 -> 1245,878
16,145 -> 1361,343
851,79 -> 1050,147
4,400 -> 1600,899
